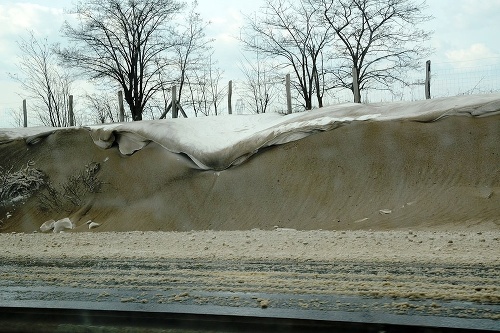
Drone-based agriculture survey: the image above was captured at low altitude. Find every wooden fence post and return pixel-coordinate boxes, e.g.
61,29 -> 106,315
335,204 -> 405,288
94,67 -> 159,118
352,67 -> 361,103
228,80 -> 233,115
172,86 -> 178,118
425,60 -> 431,99
118,91 -> 125,122
23,99 -> 27,128
286,74 -> 292,114
68,95 -> 74,126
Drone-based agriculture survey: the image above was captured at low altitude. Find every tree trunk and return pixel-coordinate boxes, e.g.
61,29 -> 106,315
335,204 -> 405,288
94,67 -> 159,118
124,89 -> 142,121
317,95 -> 323,108
130,104 -> 142,121
305,98 -> 312,110
313,66 -> 323,108
352,67 -> 361,103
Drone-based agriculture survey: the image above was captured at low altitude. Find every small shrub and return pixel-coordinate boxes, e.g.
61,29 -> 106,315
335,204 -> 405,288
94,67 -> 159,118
0,161 -> 47,207
0,160 -> 103,215
37,183 -> 63,213
37,162 -> 103,213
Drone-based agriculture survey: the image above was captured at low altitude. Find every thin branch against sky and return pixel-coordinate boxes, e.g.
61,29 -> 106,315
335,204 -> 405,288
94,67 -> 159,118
0,0 -> 499,125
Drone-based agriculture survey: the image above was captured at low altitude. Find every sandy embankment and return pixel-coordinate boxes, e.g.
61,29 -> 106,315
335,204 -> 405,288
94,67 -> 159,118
1,106 -> 499,233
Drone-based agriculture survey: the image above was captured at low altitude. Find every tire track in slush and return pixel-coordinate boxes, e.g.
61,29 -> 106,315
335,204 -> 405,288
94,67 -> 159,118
1,257 -> 499,320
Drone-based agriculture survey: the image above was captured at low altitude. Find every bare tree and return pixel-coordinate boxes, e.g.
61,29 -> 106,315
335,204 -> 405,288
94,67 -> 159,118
318,0 -> 433,102
186,74 -> 209,117
156,1 -> 214,118
8,107 -> 24,128
174,1 -> 213,107
241,0 -> 334,110
207,63 -> 225,116
10,31 -> 73,127
239,53 -> 278,114
58,0 -> 184,120
85,92 -> 127,124
186,54 -> 225,116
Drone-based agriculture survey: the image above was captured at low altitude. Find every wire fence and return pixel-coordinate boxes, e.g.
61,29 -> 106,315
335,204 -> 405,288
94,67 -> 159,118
233,57 -> 500,110
432,60 -> 500,98
1,58 -> 499,128
323,57 -> 500,105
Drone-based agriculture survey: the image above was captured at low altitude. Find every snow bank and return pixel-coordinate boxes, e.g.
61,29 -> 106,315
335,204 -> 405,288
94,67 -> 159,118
86,94 -> 500,170
1,94 -> 499,233
1,94 -> 499,171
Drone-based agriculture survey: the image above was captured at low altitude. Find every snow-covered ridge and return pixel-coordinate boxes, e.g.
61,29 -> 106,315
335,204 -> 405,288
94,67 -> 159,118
1,94 -> 499,170
87,110 -> 382,170
87,94 -> 500,170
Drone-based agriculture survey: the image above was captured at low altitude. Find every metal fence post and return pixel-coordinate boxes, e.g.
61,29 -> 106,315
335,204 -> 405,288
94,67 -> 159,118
69,95 -> 74,126
425,60 -> 431,99
172,86 -> 178,118
286,74 -> 292,114
23,99 -> 27,127
228,80 -> 233,115
118,91 -> 125,122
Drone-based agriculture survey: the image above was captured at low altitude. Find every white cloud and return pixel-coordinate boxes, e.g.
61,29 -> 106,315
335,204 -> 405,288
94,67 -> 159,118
0,3 -> 68,78
205,7 -> 246,43
200,4 -> 254,77
0,3 -> 65,36
459,0 -> 500,17
448,0 -> 500,30
428,0 -> 500,71
445,44 -> 499,68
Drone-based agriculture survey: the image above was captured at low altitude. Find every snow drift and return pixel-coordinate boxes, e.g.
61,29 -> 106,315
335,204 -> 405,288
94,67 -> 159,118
1,94 -> 499,233
87,94 -> 500,170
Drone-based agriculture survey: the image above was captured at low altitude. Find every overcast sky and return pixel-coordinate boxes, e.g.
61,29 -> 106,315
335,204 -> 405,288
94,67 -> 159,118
1,0 -> 499,127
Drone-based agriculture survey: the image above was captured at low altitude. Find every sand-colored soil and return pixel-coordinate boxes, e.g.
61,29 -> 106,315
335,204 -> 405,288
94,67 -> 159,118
1,229 -> 498,264
1,114 -> 499,233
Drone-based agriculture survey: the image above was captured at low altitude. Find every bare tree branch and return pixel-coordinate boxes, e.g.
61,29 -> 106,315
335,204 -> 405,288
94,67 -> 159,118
318,0 -> 433,102
184,53 -> 225,116
57,0 -> 184,120
10,31 -> 73,127
238,52 -> 279,114
240,0 -> 335,110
